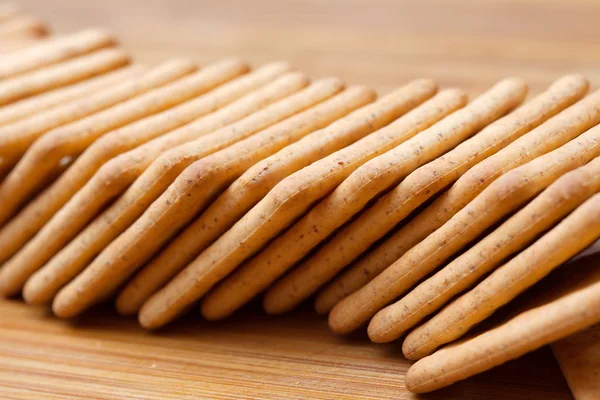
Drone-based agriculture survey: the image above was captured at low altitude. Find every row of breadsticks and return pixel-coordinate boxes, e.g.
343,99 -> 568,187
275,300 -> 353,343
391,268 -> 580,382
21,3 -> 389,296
0,9 -> 599,394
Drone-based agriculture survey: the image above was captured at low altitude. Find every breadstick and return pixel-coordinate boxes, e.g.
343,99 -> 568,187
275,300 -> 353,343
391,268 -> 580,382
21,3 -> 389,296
0,59 -> 249,267
370,155 -> 600,342
0,64 -> 144,127
116,86 -> 376,315
331,123 -> 600,336
403,192 -> 600,360
0,48 -> 129,106
51,79 -> 356,316
255,79 -> 526,316
326,87 -> 600,329
552,324 -> 600,400
314,74 -> 590,315
139,80 -> 459,330
0,29 -> 116,80
0,15 -> 48,40
405,253 -> 600,393
0,58 -> 197,226
6,70 -> 304,301
0,37 -> 44,54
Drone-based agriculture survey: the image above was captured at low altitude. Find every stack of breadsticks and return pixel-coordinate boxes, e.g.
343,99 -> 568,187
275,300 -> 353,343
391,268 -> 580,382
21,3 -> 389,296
1,5 -> 599,395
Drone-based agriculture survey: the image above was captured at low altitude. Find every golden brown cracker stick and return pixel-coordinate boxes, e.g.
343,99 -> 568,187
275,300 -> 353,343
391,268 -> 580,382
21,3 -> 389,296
552,324 -> 600,400
255,79 -> 526,316
0,48 -> 128,106
0,15 -> 48,40
0,59 -> 249,267
203,81 -> 525,320
6,70 -> 303,301
370,155 -> 600,342
0,64 -> 144,127
405,253 -> 600,393
323,83 -> 600,321
138,80 -> 456,329
0,58 -> 197,226
0,29 -> 116,79
331,124 -> 600,337
51,79 -> 354,316
403,192 -> 600,360
116,86 -> 376,315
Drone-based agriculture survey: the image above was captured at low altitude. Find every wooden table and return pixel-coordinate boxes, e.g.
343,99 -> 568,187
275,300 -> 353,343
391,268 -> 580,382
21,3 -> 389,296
4,0 -> 599,398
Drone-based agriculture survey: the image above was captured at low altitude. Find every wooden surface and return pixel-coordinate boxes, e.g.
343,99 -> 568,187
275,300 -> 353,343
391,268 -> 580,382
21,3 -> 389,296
4,0 -> 600,398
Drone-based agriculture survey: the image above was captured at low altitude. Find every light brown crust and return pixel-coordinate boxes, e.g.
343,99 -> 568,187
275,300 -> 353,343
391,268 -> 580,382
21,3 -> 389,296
0,15 -> 48,40
330,121 -> 600,336
314,74 -> 590,316
369,155 -> 600,342
401,177 -> 600,359
0,64 -> 144,127
552,323 -> 600,400
50,78 -> 353,316
203,83 -> 524,320
13,71 -> 307,304
116,85 -> 376,315
0,59 -> 249,272
0,29 -> 116,80
0,48 -> 129,107
327,88 -> 600,334
0,58 -> 197,227
137,80 -> 451,329
405,251 -> 600,393
257,79 -> 528,316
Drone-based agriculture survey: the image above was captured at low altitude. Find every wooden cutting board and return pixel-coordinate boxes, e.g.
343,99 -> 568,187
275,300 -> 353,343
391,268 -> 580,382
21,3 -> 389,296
3,0 -> 599,398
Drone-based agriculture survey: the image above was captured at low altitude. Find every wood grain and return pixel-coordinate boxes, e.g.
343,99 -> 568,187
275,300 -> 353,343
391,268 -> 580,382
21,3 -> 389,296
1,0 -> 595,398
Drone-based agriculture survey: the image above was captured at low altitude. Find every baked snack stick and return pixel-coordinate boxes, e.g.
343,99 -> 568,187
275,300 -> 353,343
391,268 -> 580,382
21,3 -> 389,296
116,86 -> 376,315
0,59 -> 197,226
0,37 -> 44,54
0,64 -> 144,127
0,70 -> 302,299
405,252 -> 600,393
139,80 -> 461,330
324,82 -> 600,320
370,155 -> 600,342
552,323 -> 600,400
51,79 -> 356,316
0,59 -> 249,266
402,191 -> 600,359
0,48 -> 129,107
0,29 -> 116,80
255,79 -> 526,316
0,15 -> 48,40
330,122 -> 600,336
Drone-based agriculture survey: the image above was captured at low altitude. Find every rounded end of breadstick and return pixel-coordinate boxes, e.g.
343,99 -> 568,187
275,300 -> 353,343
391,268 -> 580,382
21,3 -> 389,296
404,358 -> 438,393
51,291 -> 79,319
0,268 -> 22,299
261,293 -> 293,315
114,292 -> 140,316
367,310 -> 397,344
200,298 -> 231,321
313,294 -> 335,316
552,73 -> 589,93
22,277 -> 52,306
258,60 -> 294,75
327,300 -> 358,335
402,331 -> 428,360
78,27 -> 119,47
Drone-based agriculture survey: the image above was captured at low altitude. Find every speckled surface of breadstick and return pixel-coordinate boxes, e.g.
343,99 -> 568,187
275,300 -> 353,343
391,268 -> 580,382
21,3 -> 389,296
0,59 -> 249,269
8,70 -> 303,302
402,192 -> 600,359
137,80 -> 451,329
0,48 -> 130,106
370,155 -> 600,342
51,78 -> 351,316
0,29 -> 116,79
313,74 -> 590,315
326,87 -> 600,328
0,58 -> 197,226
116,85 -> 376,315
405,253 -> 600,393
257,79 -> 526,316
330,120 -> 600,335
